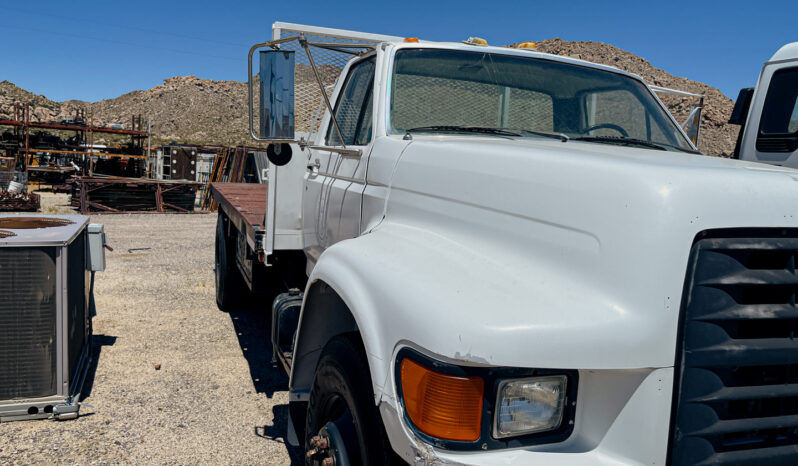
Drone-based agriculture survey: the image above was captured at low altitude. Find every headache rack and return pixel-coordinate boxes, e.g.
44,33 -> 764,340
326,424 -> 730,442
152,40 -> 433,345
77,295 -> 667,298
670,229 -> 798,464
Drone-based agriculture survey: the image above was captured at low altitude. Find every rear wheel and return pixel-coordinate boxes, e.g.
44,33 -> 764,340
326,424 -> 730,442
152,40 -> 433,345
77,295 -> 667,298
305,335 -> 392,466
215,212 -> 247,309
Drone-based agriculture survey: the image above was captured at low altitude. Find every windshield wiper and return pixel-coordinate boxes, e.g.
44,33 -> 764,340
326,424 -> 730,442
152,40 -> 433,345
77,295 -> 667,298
405,125 -> 521,137
572,136 -> 670,151
575,136 -> 702,154
513,128 -> 569,142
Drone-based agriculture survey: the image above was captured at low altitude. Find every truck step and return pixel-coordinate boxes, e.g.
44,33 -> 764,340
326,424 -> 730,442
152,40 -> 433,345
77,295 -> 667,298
272,290 -> 303,375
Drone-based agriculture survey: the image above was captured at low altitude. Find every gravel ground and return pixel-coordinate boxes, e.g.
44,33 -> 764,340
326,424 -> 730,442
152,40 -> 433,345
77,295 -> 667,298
0,193 -> 301,465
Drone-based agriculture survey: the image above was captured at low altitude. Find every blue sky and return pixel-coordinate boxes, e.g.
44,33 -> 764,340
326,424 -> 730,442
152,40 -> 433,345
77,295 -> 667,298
1,0 -> 795,102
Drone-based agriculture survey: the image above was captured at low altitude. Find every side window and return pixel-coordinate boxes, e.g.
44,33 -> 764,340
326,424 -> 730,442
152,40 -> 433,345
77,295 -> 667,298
759,67 -> 798,135
326,57 -> 376,146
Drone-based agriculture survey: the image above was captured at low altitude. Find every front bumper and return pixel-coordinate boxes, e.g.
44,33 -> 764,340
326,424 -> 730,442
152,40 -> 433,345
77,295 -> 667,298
382,367 -> 674,465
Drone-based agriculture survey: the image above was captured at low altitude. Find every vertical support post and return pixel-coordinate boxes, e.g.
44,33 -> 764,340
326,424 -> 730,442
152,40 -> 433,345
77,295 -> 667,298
24,105 -> 30,173
147,117 -> 152,178
89,108 -> 94,176
156,183 -> 164,213
498,86 -> 511,128
80,180 -> 87,214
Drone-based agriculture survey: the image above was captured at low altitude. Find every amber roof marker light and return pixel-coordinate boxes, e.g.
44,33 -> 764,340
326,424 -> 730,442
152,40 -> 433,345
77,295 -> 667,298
463,37 -> 488,46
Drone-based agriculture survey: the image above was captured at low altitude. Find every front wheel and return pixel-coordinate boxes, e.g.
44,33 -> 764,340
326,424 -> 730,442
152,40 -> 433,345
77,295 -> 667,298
305,335 -> 392,466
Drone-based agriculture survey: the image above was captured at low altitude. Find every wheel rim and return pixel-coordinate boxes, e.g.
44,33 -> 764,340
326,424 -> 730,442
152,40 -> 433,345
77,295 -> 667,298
307,395 -> 359,465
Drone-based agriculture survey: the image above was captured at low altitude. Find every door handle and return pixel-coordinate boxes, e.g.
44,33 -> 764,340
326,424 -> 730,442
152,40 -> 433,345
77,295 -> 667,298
307,159 -> 320,176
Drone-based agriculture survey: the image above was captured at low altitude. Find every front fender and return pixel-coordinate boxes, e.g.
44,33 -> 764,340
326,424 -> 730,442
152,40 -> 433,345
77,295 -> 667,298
290,219 -> 675,403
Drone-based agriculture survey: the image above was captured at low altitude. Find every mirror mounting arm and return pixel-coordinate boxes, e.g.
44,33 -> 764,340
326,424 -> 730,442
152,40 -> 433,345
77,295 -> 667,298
300,34 -> 348,149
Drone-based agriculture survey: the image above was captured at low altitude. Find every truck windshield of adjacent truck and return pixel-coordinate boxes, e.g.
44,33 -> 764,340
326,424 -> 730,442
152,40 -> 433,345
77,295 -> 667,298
389,48 -> 696,152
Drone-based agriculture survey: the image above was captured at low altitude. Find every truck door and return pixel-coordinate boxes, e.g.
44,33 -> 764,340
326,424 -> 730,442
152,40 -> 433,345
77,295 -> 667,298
740,64 -> 798,167
303,56 -> 376,266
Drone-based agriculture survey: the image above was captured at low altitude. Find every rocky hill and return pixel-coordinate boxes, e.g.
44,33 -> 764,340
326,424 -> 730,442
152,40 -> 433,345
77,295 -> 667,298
0,76 -> 250,145
1,39 -> 739,155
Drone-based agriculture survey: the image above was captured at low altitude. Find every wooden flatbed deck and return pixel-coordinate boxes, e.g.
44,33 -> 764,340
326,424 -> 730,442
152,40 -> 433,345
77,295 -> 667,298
210,183 -> 267,245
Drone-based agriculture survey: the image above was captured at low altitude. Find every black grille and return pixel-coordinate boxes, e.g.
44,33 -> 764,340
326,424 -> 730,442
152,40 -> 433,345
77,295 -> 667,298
0,247 -> 58,399
671,231 -> 798,465
756,137 -> 798,153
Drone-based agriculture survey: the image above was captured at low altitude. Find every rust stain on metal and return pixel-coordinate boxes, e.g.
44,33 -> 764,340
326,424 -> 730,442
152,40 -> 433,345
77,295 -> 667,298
0,217 -> 74,229
210,183 -> 267,228
0,230 -> 16,238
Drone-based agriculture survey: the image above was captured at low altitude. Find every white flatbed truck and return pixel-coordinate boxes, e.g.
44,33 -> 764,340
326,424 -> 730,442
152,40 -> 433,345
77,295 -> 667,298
211,23 -> 798,465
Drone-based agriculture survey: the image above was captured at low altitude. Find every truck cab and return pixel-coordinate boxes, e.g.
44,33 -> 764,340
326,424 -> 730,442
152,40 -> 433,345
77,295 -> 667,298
212,24 -> 798,465
730,42 -> 798,165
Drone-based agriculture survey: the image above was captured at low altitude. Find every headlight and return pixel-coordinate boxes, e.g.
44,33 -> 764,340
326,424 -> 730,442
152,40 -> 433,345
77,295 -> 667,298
494,375 -> 568,438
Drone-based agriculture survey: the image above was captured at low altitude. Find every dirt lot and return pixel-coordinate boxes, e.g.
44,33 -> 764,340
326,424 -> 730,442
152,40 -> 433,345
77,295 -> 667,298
0,193 -> 301,465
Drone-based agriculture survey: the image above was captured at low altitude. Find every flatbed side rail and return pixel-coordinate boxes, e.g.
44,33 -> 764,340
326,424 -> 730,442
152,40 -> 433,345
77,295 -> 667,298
210,183 -> 268,258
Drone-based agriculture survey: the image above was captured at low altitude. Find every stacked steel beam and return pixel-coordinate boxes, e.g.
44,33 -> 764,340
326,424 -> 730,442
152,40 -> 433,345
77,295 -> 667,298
73,177 -> 201,214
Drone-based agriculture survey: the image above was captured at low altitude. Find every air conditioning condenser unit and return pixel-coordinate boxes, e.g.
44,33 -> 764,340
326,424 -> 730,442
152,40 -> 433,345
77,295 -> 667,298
0,215 -> 106,422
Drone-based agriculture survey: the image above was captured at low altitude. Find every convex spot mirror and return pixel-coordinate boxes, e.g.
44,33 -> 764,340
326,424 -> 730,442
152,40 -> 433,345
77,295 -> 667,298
259,50 -> 295,140
267,143 -> 293,166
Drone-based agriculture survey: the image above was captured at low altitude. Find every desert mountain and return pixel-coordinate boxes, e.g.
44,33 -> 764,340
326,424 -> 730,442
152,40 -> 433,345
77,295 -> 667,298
1,39 -> 739,155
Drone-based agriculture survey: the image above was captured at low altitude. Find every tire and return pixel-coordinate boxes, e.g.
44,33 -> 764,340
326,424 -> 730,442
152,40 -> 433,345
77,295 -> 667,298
215,212 -> 248,309
305,335 -> 392,466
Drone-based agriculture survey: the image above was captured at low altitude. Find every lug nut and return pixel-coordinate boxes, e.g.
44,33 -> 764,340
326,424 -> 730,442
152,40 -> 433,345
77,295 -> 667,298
309,435 -> 329,449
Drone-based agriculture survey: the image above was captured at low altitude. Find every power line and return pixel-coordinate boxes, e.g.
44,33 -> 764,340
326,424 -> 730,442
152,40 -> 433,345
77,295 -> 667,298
3,24 -> 240,62
2,4 -> 251,49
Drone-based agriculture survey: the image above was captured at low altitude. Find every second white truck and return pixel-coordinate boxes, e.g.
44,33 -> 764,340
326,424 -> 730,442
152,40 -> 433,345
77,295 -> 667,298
729,42 -> 798,167
212,24 -> 798,465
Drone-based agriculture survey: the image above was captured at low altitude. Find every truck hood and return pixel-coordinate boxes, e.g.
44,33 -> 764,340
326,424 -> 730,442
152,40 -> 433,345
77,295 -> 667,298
403,133 -> 798,173
369,134 -> 798,369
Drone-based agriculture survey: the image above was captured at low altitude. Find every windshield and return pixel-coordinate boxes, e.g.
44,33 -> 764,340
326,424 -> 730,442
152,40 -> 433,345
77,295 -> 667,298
389,48 -> 694,152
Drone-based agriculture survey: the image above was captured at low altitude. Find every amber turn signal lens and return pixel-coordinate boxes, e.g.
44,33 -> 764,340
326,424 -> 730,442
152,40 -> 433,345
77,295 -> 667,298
400,358 -> 484,442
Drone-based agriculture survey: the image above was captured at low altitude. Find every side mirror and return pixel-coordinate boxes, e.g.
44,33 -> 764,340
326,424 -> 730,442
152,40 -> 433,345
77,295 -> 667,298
258,50 -> 295,140
681,105 -> 703,146
267,143 -> 293,166
729,88 -> 755,125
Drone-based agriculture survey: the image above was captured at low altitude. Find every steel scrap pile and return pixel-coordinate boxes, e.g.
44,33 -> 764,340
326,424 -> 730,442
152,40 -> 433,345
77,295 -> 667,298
71,176 -> 201,214
0,156 -> 38,211
0,191 -> 39,212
